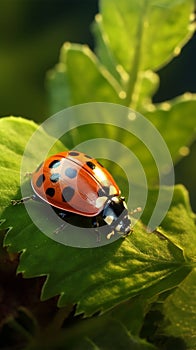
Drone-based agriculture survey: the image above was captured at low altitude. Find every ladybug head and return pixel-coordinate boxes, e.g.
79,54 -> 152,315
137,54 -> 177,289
102,196 -> 131,239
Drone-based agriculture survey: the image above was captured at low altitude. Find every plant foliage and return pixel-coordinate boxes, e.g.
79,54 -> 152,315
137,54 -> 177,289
0,0 -> 196,349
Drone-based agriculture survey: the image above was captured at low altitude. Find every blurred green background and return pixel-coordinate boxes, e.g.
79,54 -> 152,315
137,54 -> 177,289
0,0 -> 195,210
0,0 -> 98,121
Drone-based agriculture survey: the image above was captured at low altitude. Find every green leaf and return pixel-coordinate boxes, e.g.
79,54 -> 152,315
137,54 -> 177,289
145,94 -> 196,164
0,117 -> 37,214
142,185 -> 196,261
0,116 -> 64,215
92,10 -> 160,109
47,43 -> 124,114
92,14 -> 123,85
100,0 -> 195,72
1,117 -> 195,318
46,1 -> 196,176
1,118 -> 194,314
161,268 -> 196,349
108,296 -> 152,336
47,0 -> 195,111
46,67 -> 72,115
27,308 -> 157,350
133,70 -> 160,110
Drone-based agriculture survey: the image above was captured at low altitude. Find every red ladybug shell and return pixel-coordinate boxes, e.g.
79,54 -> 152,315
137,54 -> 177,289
31,151 -> 120,217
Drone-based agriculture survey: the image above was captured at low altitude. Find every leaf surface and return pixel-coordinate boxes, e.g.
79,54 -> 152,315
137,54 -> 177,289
47,44 -> 124,114
160,268 -> 196,349
100,0 -> 195,72
145,95 -> 196,163
1,117 -> 195,317
46,1 -> 196,176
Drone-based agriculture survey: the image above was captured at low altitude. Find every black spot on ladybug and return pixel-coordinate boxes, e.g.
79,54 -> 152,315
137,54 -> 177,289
49,160 -> 61,169
86,161 -> 96,170
36,174 -> 45,187
69,151 -> 79,156
98,188 -> 104,197
35,162 -> 44,173
62,186 -> 75,202
65,167 -> 77,179
46,187 -> 55,197
98,186 -> 110,196
50,173 -> 60,183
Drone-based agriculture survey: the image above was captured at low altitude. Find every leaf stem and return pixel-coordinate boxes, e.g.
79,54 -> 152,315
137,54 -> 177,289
8,319 -> 33,341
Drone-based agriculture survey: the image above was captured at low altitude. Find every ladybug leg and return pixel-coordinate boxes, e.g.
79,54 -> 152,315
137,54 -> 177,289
92,217 -> 99,228
11,195 -> 37,205
96,230 -> 101,243
92,217 -> 101,242
129,207 -> 142,215
54,222 -> 67,235
24,172 -> 33,177
106,230 -> 115,240
58,212 -> 67,220
53,211 -> 69,234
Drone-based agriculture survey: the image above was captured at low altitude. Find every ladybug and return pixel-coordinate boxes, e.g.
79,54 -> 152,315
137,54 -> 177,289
12,151 -> 131,240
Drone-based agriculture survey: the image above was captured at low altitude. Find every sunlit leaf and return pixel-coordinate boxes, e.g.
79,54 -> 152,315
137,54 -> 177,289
47,43 -> 124,114
100,0 -> 195,72
1,116 -> 195,318
161,268 -> 196,349
145,94 -> 196,163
